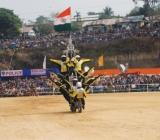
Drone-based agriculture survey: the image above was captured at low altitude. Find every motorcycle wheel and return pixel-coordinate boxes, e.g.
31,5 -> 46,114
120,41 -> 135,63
77,100 -> 82,113
70,104 -> 76,113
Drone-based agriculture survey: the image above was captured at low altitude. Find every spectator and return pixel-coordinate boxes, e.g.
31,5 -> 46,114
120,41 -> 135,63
0,25 -> 160,50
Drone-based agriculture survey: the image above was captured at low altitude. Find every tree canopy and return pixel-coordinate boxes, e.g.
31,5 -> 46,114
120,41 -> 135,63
87,6 -> 114,19
128,3 -> 160,16
0,8 -> 22,38
34,16 -> 53,35
99,6 -> 114,19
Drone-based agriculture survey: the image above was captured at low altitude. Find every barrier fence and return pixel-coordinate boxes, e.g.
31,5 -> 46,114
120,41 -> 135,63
90,83 -> 160,93
34,83 -> 160,94
1,84 -> 160,97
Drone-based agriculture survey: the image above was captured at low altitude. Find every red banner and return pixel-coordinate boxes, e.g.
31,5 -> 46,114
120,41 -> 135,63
94,68 -> 160,76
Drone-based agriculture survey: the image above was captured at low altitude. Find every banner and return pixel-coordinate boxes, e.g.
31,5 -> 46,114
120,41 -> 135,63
31,69 -> 46,76
1,70 -> 23,77
94,68 -> 160,76
98,55 -> 104,67
23,69 -> 31,76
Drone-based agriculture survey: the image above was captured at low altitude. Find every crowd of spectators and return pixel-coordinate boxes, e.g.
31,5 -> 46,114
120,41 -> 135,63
93,74 -> 160,92
0,74 -> 160,97
0,34 -> 68,50
0,76 -> 49,97
95,74 -> 160,86
73,27 -> 160,44
0,25 -> 160,50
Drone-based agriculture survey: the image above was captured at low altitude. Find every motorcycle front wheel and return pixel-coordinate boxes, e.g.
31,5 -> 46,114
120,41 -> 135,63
70,104 -> 76,113
77,100 -> 82,113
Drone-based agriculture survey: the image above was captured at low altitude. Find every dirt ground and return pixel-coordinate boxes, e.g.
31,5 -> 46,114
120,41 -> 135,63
0,93 -> 160,140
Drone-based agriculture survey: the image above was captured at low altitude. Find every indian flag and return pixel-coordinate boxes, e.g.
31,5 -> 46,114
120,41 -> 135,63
54,7 -> 71,32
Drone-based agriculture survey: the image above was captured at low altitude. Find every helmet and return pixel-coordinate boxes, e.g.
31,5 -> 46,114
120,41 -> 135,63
61,55 -> 66,61
75,55 -> 80,58
76,82 -> 82,88
61,55 -> 66,58
75,55 -> 81,61
72,77 -> 78,81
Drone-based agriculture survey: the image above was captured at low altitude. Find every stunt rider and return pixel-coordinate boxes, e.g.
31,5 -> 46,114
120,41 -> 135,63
76,82 -> 86,109
67,57 -> 76,76
50,55 -> 68,77
74,55 -> 91,73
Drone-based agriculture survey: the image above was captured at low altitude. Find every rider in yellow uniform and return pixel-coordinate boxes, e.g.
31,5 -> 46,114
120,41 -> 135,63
76,82 -> 86,109
50,55 -> 68,76
67,57 -> 76,76
74,55 -> 91,72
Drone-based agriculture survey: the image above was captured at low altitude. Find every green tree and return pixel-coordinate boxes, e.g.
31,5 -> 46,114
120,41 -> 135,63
36,16 -> 49,24
140,4 -> 154,16
154,4 -> 160,15
71,21 -> 82,31
128,7 -> 141,16
128,3 -> 157,16
34,16 -> 53,35
88,12 -> 96,15
99,6 -> 114,19
0,8 -> 22,38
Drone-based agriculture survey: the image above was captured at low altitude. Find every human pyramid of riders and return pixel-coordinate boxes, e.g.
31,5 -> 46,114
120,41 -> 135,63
47,53 -> 100,112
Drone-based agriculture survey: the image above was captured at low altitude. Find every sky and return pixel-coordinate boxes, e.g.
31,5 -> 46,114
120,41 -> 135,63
0,0 -> 143,22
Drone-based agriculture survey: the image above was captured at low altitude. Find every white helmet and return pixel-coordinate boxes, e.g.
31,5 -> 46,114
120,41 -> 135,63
76,82 -> 82,88
75,55 -> 80,58
61,55 -> 66,58
72,77 -> 78,81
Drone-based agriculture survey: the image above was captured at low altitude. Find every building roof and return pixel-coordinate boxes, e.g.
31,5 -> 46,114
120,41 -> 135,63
20,26 -> 34,33
82,15 -> 145,27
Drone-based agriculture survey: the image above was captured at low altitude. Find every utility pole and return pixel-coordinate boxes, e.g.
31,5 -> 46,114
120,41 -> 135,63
74,11 -> 81,22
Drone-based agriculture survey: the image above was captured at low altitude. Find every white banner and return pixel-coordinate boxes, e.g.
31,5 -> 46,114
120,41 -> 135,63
31,69 -> 46,76
1,70 -> 23,77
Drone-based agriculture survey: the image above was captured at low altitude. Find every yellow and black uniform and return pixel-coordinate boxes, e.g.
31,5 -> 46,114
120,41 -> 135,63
67,57 -> 76,76
84,75 -> 101,91
50,74 -> 72,104
82,67 -> 94,77
59,85 -> 71,104
75,58 -> 91,72
50,59 -> 68,75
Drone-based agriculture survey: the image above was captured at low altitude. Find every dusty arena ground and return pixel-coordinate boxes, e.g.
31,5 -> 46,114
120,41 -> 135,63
0,93 -> 160,140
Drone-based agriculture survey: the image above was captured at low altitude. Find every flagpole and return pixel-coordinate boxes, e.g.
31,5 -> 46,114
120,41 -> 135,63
43,56 -> 46,69
55,7 -> 76,58
66,32 -> 75,59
